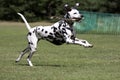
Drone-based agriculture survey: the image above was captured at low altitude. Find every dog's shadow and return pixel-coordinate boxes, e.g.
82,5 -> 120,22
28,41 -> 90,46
16,63 -> 29,66
35,64 -> 67,67
16,63 -> 67,67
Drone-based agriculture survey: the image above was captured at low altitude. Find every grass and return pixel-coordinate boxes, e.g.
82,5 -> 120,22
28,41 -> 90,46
0,22 -> 120,80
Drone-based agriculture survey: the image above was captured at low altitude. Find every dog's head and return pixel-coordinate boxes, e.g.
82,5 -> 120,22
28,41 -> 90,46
64,3 -> 84,22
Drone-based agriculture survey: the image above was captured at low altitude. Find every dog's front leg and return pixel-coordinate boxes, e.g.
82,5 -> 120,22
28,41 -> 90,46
74,38 -> 93,48
66,37 -> 93,48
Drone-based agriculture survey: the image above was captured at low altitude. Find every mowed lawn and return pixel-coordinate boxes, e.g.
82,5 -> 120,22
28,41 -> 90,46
0,22 -> 120,80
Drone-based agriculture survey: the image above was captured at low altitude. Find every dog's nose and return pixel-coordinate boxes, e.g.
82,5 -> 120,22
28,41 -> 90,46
81,15 -> 84,18
81,15 -> 84,19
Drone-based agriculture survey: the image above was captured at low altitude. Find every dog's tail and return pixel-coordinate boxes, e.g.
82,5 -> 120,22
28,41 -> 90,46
17,13 -> 31,31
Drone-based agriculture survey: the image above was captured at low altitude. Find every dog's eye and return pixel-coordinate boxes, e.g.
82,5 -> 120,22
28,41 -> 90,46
74,13 -> 77,14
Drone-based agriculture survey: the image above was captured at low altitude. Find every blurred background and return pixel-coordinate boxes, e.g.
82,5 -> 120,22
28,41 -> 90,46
0,0 -> 120,21
0,0 -> 120,34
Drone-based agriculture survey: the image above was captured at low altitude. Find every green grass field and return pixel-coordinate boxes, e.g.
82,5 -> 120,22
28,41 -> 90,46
0,22 -> 120,80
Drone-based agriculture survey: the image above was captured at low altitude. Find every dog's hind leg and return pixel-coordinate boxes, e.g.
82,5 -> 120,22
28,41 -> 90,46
27,49 -> 36,66
27,45 -> 37,66
15,46 -> 31,62
27,35 -> 38,66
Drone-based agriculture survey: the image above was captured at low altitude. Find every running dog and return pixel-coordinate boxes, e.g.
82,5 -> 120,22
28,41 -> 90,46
16,4 -> 93,66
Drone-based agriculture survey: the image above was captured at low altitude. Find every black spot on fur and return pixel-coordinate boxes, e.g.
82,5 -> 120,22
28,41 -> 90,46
71,35 -> 75,40
28,32 -> 32,36
41,29 -> 44,32
28,42 -> 30,44
54,32 -> 61,37
28,42 -> 33,45
62,28 -> 65,30
45,31 -> 48,33
38,28 -> 40,30
50,39 -> 65,45
52,27 -> 57,32
82,41 -> 86,43
49,32 -> 53,35
48,35 -> 54,39
62,28 -> 67,35
58,23 -> 62,29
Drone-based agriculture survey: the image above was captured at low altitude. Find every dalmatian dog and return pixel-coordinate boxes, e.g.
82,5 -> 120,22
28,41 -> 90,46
16,3 -> 93,66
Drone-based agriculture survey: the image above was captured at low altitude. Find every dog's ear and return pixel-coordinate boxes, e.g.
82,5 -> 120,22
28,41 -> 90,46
64,4 -> 71,11
74,3 -> 80,8
75,3 -> 80,7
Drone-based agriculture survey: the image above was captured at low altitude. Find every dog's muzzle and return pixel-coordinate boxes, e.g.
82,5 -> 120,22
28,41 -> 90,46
72,15 -> 84,22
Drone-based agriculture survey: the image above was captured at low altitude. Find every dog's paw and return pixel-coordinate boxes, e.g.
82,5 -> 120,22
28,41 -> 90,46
84,44 -> 93,48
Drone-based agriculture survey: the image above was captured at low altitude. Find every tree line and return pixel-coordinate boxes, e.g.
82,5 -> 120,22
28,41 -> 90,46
0,0 -> 120,22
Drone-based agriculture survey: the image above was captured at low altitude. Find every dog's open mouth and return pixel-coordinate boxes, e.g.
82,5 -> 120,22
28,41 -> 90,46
75,18 -> 82,22
72,17 -> 82,22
